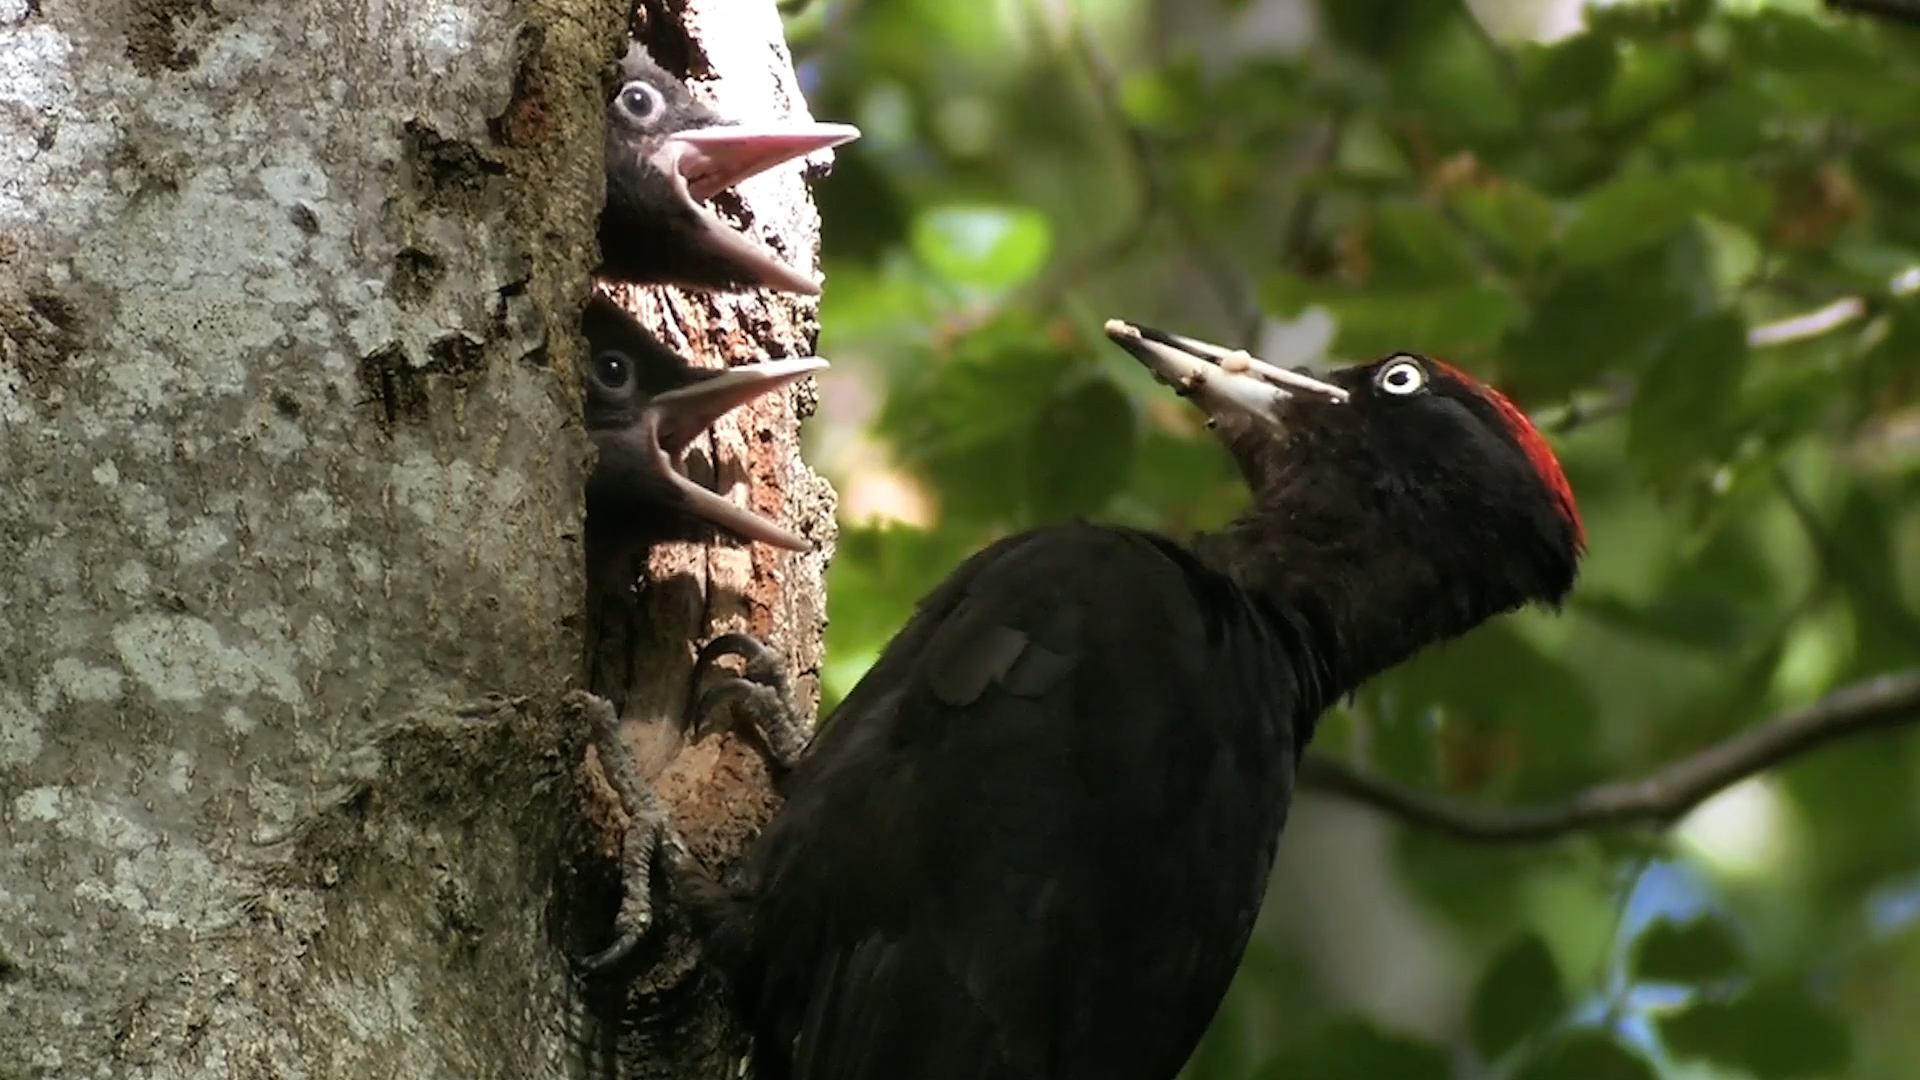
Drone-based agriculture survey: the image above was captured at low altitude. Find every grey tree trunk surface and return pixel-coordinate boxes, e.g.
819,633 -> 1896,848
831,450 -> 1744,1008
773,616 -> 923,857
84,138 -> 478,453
0,0 -> 833,1075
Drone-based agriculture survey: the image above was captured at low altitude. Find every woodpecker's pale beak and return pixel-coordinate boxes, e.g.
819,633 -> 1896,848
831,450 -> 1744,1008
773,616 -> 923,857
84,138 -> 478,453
645,123 -> 861,296
598,356 -> 829,550
1104,320 -> 1349,423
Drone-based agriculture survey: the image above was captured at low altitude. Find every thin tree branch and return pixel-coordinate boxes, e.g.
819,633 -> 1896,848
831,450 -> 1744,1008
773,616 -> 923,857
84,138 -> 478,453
1298,670 -> 1920,843
1746,267 -> 1920,349
1522,265 -> 1919,435
1748,296 -> 1870,348
1528,378 -> 1637,435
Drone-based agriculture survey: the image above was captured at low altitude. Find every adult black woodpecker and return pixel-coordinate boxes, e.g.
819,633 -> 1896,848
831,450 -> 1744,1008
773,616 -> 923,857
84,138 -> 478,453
587,320 -> 1586,1080
599,42 -> 860,296
581,293 -> 826,601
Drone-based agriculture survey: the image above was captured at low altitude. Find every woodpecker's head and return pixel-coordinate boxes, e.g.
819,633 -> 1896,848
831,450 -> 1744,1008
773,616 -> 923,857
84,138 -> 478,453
600,42 -> 860,296
582,294 -> 825,598
1105,320 -> 1583,635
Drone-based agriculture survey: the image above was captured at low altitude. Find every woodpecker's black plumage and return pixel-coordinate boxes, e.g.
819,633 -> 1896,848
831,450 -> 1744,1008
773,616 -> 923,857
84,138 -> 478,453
582,321 -> 1585,1080
598,43 -> 859,296
581,293 -> 824,599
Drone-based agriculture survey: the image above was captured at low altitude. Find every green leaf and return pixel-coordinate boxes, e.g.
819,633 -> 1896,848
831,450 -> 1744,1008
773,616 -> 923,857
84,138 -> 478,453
1559,165 -> 1772,271
1026,374 -> 1136,521
1334,118 -> 1414,183
1727,10 -> 1884,75
910,204 -> 1053,291
877,318 -> 1078,524
1655,81 -> 1772,160
1395,833 -> 1528,935
1367,202 -> 1480,288
1119,59 -> 1207,135
1518,33 -> 1619,112
1362,621 -> 1599,795
1692,215 -> 1762,301
1452,181 -> 1558,267
1122,428 -> 1245,534
1571,589 -> 1754,651
1594,38 -> 1690,126
1559,168 -> 1702,269
1263,276 -> 1523,361
1500,245 -> 1703,399
1625,312 -> 1750,481
1256,1016 -> 1451,1080
1396,12 -> 1521,141
1314,0 -> 1457,64
1470,931 -> 1570,1061
1631,915 -> 1746,985
823,524 -> 989,709
1513,1030 -> 1658,1080
1661,980 -> 1852,1079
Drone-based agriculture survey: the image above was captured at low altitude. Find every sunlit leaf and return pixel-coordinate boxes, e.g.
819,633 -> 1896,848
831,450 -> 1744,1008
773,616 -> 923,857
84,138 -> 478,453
910,204 -> 1054,291
1335,118 -> 1415,182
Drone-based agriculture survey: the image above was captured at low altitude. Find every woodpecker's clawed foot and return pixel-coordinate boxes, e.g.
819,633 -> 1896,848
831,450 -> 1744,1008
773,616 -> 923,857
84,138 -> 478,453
688,633 -> 811,771
570,691 -> 687,975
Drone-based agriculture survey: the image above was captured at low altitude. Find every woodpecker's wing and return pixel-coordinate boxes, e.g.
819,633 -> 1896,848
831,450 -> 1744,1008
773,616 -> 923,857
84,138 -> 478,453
710,523 -> 1319,1080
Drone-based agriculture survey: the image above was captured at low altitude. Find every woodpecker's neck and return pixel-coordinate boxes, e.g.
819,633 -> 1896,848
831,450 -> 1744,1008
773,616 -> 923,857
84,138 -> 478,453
1190,503 -> 1525,700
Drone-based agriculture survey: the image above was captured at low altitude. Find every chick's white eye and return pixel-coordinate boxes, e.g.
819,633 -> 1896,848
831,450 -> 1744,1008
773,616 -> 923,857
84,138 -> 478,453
1376,356 -> 1427,396
618,81 -> 664,122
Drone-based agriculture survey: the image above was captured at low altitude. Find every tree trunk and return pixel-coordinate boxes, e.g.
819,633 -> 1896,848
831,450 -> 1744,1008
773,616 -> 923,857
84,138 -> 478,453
0,0 -> 831,1075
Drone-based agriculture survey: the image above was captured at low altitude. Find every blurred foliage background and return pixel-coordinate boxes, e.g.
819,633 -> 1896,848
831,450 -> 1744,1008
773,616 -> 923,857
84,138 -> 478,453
779,0 -> 1920,1076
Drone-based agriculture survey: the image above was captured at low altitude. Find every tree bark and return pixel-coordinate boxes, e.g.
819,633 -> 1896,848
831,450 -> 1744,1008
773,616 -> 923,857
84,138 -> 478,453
0,0 -> 830,1075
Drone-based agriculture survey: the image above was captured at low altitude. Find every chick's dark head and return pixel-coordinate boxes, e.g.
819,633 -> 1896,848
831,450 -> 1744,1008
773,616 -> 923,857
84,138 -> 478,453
599,43 -> 860,297
581,294 -> 826,599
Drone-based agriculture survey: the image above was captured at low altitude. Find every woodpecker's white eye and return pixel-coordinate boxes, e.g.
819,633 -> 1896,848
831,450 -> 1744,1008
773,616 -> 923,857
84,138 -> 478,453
1375,356 -> 1427,396
617,81 -> 665,124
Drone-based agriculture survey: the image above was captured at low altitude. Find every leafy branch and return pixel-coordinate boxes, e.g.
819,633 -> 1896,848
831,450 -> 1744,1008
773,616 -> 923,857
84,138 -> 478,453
1526,266 -> 1919,434
1298,670 -> 1920,843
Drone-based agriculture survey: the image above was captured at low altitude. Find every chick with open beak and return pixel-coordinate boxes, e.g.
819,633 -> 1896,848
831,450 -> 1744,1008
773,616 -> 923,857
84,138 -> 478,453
582,295 -> 828,600
598,42 -> 861,296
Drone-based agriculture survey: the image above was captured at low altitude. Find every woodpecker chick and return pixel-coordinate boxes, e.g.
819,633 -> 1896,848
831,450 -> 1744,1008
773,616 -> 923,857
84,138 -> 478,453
599,42 -> 860,296
581,293 -> 826,599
